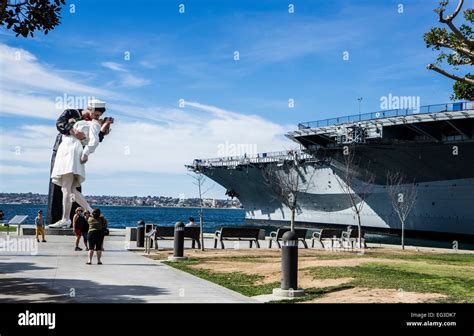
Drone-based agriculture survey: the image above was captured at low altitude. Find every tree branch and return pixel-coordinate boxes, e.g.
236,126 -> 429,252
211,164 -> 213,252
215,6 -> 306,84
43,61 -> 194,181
436,41 -> 474,61
438,0 -> 474,48
6,2 -> 28,8
0,1 -> 8,14
445,0 -> 464,21
427,63 -> 474,84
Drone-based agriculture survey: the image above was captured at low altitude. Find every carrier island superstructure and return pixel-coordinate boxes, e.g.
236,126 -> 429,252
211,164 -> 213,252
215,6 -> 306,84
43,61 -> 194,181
187,102 -> 474,242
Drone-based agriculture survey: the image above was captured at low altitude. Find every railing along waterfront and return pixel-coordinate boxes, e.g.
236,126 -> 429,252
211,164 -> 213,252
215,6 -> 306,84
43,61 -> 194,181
191,150 -> 315,168
297,101 -> 473,130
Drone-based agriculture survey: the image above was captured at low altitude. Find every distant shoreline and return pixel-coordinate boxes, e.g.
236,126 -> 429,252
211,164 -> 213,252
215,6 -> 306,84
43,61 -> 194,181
0,203 -> 244,210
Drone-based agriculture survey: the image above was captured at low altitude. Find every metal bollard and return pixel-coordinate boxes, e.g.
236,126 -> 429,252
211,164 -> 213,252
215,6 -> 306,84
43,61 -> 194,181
273,231 -> 305,297
281,231 -> 298,290
168,221 -> 188,261
136,220 -> 145,248
174,221 -> 185,258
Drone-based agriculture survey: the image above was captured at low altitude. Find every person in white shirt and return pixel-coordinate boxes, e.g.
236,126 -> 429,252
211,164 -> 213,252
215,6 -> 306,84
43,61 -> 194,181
185,217 -> 199,227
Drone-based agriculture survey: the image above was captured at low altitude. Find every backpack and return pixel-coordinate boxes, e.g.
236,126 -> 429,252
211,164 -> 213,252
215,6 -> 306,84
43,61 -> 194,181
99,216 -> 110,236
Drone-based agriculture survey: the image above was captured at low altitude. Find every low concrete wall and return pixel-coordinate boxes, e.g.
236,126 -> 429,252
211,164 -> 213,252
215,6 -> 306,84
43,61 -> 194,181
126,227 -> 137,241
20,225 -> 75,236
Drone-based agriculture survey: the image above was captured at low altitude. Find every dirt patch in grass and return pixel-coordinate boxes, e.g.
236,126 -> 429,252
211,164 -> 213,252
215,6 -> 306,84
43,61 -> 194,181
144,247 -> 473,303
163,260 -> 279,297
282,274 -> 354,290
185,255 -> 401,286
147,245 -> 472,260
149,247 -> 379,259
305,287 -> 445,303
307,263 -> 473,303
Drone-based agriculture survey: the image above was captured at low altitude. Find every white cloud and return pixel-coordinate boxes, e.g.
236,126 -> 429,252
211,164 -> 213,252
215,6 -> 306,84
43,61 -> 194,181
0,100 -> 294,179
0,125 -> 57,167
120,74 -> 151,88
0,43 -> 118,120
86,104 -> 292,174
0,44 -> 111,96
101,60 -> 150,88
109,103 -> 203,125
101,62 -> 127,72
0,165 -> 46,175
184,101 -> 239,119
139,60 -> 156,69
0,44 -> 294,193
0,91 -> 60,119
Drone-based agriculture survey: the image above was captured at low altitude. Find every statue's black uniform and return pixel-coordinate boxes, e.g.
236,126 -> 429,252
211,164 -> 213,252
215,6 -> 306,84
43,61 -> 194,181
46,110 -> 105,225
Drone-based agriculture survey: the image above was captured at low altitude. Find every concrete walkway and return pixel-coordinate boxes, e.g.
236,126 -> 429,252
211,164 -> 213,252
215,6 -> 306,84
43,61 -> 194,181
0,233 -> 256,303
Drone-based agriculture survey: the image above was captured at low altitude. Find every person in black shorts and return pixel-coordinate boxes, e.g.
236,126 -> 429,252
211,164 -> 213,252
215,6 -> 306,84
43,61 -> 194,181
83,211 -> 90,250
86,208 -> 106,265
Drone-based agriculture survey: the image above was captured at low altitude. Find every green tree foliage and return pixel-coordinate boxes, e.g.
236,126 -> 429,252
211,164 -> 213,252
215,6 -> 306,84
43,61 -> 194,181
424,0 -> 474,100
0,0 -> 66,37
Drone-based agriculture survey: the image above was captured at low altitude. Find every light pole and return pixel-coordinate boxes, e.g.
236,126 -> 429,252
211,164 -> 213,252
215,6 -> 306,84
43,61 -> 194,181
357,97 -> 363,115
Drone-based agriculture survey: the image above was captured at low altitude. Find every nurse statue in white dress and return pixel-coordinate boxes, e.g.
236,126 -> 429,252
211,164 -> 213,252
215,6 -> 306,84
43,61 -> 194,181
49,99 -> 109,228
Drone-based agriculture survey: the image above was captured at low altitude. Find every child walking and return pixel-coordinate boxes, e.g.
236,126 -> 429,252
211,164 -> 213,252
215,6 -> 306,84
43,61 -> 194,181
35,210 -> 47,243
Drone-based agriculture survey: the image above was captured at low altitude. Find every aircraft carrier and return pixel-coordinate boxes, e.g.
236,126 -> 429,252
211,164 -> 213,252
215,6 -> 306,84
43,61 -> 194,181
188,102 -> 474,242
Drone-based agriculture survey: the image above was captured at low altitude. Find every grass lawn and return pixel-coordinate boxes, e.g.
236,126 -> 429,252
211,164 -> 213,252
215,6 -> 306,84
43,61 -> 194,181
163,260 -> 279,296
151,248 -> 474,303
307,262 -> 474,303
0,225 -> 16,232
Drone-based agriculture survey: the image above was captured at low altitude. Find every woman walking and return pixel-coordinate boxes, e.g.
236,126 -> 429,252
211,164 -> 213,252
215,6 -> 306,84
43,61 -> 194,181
82,211 -> 90,250
87,208 -> 106,265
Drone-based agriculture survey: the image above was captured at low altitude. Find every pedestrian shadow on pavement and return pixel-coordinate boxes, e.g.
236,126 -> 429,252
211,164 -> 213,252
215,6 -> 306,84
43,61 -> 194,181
0,262 -> 54,274
0,276 -> 169,303
0,277 -> 74,303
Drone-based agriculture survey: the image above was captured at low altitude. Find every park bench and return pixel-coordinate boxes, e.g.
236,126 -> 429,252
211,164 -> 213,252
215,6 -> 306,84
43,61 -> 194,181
346,228 -> 367,249
213,227 -> 261,249
184,227 -> 202,249
149,225 -> 201,250
268,228 -> 308,248
339,227 -> 353,250
312,227 -> 367,249
144,229 -> 156,254
311,228 -> 343,248
153,226 -> 176,250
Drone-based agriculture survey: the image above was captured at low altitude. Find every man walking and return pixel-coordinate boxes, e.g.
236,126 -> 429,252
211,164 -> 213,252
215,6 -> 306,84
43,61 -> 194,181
35,210 -> 46,243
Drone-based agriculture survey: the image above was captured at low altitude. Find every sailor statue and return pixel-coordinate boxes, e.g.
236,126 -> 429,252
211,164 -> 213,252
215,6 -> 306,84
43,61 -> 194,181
47,99 -> 113,227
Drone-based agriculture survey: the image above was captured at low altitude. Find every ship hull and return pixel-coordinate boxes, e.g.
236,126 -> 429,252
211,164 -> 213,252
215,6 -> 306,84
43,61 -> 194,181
202,163 -> 474,242
193,103 -> 474,243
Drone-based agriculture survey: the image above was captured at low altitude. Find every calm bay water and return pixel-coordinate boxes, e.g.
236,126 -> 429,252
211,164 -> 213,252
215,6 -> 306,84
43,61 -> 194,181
0,203 -> 252,233
1,203 -> 472,250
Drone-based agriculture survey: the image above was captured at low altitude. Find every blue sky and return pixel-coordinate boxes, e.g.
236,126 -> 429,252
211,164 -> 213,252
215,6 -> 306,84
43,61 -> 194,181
0,0 -> 467,198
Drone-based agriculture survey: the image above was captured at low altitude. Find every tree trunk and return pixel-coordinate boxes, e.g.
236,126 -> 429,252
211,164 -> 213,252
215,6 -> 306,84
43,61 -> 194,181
198,182 -> 205,251
291,208 -> 295,232
357,213 -> 362,249
401,219 -> 405,250
199,208 -> 204,251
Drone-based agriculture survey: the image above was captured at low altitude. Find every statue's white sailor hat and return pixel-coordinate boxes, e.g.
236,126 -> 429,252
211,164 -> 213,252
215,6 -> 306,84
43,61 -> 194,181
87,99 -> 106,111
